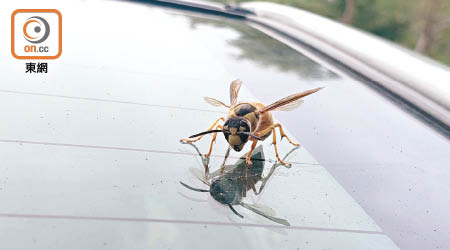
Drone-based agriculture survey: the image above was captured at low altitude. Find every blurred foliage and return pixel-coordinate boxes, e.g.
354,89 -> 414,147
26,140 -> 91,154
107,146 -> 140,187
187,16 -> 338,79
211,0 -> 450,66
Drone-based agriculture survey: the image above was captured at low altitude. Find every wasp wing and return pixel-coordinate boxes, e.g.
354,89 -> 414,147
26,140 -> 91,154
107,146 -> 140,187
271,99 -> 304,111
246,203 -> 277,217
208,165 -> 236,179
203,97 -> 229,108
189,168 -> 210,186
260,87 -> 323,113
230,79 -> 242,106
241,202 -> 290,226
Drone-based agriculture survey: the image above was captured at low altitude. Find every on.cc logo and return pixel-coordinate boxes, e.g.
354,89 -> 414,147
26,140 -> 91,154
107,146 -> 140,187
23,16 -> 50,44
11,9 -> 62,60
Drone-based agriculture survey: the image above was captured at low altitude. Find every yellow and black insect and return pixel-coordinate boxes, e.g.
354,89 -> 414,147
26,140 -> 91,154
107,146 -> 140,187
181,79 -> 322,166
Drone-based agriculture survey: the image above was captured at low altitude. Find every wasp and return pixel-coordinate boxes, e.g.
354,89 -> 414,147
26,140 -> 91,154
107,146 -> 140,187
180,145 -> 291,226
181,79 -> 322,167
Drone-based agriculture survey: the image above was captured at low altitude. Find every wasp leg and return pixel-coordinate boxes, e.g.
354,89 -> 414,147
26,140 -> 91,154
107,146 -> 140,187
180,117 -> 225,143
180,142 -> 210,178
251,184 -> 257,195
243,169 -> 247,197
271,127 -> 292,166
220,146 -> 231,174
256,123 -> 299,147
245,139 -> 258,167
256,147 -> 299,195
205,124 -> 223,158
243,139 -> 258,198
276,123 -> 300,147
255,123 -> 298,166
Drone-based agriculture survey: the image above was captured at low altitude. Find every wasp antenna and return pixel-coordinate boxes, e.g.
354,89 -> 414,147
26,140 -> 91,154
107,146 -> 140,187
189,130 -> 225,138
228,204 -> 244,218
249,134 -> 263,141
237,132 -> 263,141
180,181 -> 209,192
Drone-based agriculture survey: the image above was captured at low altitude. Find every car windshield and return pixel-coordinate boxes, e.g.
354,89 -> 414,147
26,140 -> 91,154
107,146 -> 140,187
1,1 -> 449,250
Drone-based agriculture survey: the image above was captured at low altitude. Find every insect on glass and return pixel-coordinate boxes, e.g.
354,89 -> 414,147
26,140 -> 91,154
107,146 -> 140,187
181,79 -> 322,166
180,145 -> 291,226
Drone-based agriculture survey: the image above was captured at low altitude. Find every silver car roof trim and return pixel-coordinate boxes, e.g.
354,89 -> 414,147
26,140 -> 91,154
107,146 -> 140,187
240,2 -> 450,128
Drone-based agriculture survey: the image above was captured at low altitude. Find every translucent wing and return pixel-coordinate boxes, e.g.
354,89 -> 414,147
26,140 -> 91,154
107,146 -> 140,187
203,97 -> 229,108
230,79 -> 242,106
246,203 -> 277,217
240,202 -> 290,226
189,168 -> 210,186
208,165 -> 235,179
271,99 -> 303,111
261,87 -> 323,113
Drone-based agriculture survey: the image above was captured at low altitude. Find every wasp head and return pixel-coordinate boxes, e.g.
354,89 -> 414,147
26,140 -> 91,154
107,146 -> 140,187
223,118 -> 252,152
209,177 -> 242,205
187,118 -> 262,151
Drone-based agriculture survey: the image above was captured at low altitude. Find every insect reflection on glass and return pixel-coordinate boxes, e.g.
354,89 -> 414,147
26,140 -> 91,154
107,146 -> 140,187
180,79 -> 322,167
180,145 -> 294,226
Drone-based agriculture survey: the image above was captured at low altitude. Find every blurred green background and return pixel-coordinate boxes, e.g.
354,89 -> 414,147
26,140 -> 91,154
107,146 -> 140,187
213,0 -> 450,67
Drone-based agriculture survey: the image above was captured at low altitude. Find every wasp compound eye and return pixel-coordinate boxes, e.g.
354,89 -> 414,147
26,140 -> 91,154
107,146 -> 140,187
226,118 -> 241,129
239,120 -> 250,132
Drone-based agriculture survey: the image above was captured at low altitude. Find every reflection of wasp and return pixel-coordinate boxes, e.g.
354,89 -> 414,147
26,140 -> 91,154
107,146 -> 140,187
180,145 -> 294,226
181,79 -> 322,166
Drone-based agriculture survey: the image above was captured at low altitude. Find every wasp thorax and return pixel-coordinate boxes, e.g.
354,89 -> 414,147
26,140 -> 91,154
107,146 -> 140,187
223,118 -> 251,152
210,178 -> 241,205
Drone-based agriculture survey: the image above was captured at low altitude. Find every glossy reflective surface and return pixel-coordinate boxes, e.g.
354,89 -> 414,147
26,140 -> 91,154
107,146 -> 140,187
0,0 -> 448,250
